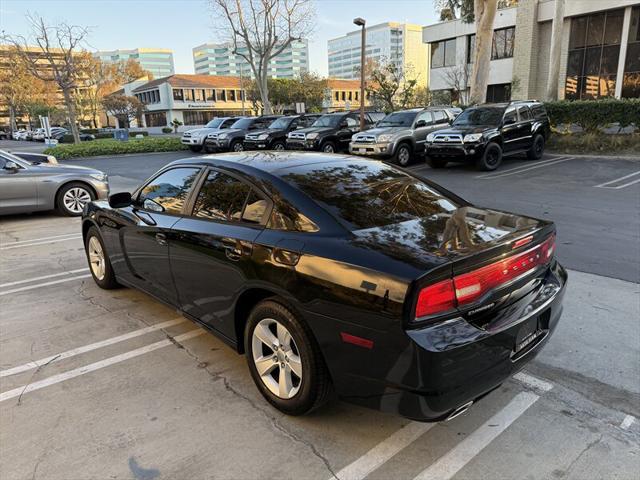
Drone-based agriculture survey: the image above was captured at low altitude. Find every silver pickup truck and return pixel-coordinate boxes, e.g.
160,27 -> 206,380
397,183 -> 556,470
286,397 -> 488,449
349,107 -> 460,166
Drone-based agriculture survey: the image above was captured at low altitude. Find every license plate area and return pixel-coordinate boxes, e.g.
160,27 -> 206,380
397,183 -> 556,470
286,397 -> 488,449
511,311 -> 549,361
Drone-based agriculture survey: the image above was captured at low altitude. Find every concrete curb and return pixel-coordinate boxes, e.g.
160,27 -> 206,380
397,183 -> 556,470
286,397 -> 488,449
60,150 -> 189,162
547,152 -> 640,161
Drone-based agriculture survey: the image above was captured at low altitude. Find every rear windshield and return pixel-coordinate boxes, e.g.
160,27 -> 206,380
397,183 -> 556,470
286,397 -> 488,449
280,161 -> 460,230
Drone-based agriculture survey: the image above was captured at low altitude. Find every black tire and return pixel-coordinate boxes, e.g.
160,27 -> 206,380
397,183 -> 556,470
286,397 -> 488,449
320,141 -> 336,153
271,140 -> 286,151
476,142 -> 503,171
56,182 -> 95,217
188,145 -> 202,153
394,143 -> 412,167
427,156 -> 448,169
203,144 -> 212,153
230,140 -> 244,152
84,226 -> 120,289
527,134 -> 545,160
245,299 -> 332,415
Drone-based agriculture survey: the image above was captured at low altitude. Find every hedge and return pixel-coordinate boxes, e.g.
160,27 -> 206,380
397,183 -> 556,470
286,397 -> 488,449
547,132 -> 640,155
44,137 -> 188,159
59,131 -> 149,143
542,99 -> 639,133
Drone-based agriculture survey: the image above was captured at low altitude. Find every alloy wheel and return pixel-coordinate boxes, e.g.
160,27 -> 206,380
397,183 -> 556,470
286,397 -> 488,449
63,187 -> 91,214
273,143 -> 285,151
233,142 -> 244,152
87,236 -> 105,281
251,318 -> 302,399
398,146 -> 410,165
535,137 -> 544,156
322,144 -> 334,153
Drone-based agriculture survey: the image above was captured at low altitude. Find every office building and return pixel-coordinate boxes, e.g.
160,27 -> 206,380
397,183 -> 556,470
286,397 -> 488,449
95,48 -> 175,78
193,40 -> 309,79
328,22 -> 430,87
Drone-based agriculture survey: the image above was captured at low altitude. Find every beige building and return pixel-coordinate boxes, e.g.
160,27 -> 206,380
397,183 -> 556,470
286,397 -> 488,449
328,22 -> 430,88
422,0 -> 640,102
323,79 -> 372,112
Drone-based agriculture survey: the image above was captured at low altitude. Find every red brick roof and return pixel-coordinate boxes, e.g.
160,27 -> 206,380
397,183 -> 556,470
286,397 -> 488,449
327,78 -> 361,89
133,74 -> 242,92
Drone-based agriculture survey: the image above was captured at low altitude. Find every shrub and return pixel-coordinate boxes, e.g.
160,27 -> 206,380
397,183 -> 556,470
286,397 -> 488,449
44,137 -> 188,159
544,98 -> 640,133
162,127 -> 173,134
547,132 -> 640,154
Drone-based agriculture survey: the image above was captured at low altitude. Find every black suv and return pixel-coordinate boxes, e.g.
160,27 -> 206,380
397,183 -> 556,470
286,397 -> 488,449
203,116 -> 281,153
425,101 -> 550,171
286,111 -> 384,153
243,114 -> 321,151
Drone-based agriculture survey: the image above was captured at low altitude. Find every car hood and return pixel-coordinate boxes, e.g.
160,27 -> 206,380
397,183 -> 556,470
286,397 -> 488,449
437,125 -> 496,135
184,127 -> 221,136
247,128 -> 284,137
294,126 -> 335,135
355,126 -> 407,138
350,206 -> 550,272
36,163 -> 104,175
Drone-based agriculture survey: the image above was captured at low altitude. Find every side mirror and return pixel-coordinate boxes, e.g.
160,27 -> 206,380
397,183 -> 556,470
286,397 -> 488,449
108,191 -> 132,208
415,120 -> 427,128
339,121 -> 349,129
3,161 -> 20,172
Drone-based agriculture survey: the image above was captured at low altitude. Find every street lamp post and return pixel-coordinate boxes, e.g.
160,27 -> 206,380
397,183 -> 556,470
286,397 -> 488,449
353,17 -> 366,130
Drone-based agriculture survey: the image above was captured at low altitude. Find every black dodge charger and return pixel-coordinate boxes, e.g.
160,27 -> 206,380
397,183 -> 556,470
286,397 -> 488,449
81,152 -> 566,421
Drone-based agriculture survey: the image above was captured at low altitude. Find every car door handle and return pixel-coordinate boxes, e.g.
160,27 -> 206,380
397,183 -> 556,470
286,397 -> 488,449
222,238 -> 243,261
155,233 -> 167,246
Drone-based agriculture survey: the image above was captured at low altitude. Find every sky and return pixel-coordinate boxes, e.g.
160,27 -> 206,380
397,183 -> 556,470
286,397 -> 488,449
1,0 -> 439,76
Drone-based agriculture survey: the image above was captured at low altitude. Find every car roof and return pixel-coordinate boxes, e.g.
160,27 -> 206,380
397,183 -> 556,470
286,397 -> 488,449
168,151 -> 359,175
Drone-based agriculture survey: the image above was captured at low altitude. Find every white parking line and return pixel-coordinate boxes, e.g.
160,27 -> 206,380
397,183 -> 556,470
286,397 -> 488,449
0,274 -> 92,296
0,232 -> 81,246
0,317 -> 186,378
0,328 -> 206,403
330,422 -> 437,480
620,414 -> 636,430
513,372 -> 554,393
0,234 -> 83,251
595,171 -> 640,189
476,156 -> 573,179
412,392 -> 540,480
0,268 -> 89,288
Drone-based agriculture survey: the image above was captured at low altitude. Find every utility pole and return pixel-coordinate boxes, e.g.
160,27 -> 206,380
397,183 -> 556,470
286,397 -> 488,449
353,17 -> 366,130
240,62 -> 246,115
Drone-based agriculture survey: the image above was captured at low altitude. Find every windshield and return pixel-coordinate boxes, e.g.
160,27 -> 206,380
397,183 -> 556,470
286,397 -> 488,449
281,160 -> 459,230
378,111 -> 417,127
205,118 -> 224,128
269,117 -> 294,129
311,115 -> 341,128
230,118 -> 254,129
452,107 -> 503,127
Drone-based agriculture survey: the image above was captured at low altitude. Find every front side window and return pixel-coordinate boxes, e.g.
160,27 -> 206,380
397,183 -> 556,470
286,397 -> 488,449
344,116 -> 358,128
414,111 -> 433,126
139,167 -> 200,214
503,107 -> 517,124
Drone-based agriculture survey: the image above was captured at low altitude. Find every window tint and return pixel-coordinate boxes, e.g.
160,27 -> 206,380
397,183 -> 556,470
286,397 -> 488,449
345,116 -> 358,127
242,190 -> 268,224
268,204 -> 319,232
281,161 -> 459,230
139,168 -> 200,214
192,171 -> 251,221
503,107 -> 517,124
432,111 -> 447,123
415,111 -> 433,126
530,105 -> 547,119
517,106 -> 533,121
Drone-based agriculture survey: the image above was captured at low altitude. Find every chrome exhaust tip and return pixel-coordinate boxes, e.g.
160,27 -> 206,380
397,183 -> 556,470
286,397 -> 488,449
445,400 -> 474,422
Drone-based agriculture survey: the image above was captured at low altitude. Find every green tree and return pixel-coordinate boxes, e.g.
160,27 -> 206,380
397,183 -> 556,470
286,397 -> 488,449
102,94 -> 145,129
365,60 -> 418,112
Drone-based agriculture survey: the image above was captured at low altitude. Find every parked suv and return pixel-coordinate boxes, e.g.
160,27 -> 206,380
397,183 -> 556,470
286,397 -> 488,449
243,114 -> 321,151
203,116 -> 281,153
286,111 -> 384,153
349,107 -> 456,166
182,117 -> 237,152
425,101 -> 550,171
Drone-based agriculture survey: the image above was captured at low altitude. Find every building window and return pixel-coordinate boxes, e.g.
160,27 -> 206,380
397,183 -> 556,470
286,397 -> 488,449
216,89 -> 226,101
184,89 -> 195,101
565,9 -> 624,99
491,27 -> 515,60
194,89 -> 205,102
486,83 -> 511,102
467,34 -> 476,64
145,112 -> 168,127
206,89 -> 215,101
334,91 -> 340,101
348,91 -> 352,101
355,91 -> 359,101
173,89 -> 184,101
341,91 -> 346,101
431,38 -> 456,68
183,110 -> 218,125
623,6 -> 640,98
228,89 -> 236,101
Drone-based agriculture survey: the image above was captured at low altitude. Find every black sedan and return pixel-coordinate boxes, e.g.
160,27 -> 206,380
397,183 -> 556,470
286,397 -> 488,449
81,153 -> 567,420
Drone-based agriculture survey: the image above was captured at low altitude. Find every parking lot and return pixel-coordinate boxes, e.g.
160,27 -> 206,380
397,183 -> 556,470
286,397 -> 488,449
1,146 -> 639,479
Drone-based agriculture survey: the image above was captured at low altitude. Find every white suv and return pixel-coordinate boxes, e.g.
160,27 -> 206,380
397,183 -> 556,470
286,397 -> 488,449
180,117 -> 237,152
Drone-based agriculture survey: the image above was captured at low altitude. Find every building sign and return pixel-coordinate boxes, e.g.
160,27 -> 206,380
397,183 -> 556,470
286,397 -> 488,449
186,103 -> 215,109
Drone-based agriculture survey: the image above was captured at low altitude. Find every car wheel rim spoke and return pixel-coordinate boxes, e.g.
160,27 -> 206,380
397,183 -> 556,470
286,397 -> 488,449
64,188 -> 91,213
252,318 -> 301,399
88,236 -> 105,280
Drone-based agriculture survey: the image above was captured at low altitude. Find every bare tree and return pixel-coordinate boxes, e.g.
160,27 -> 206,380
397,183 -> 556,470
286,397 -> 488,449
210,0 -> 315,114
102,94 -> 145,129
2,14 -> 91,143
442,63 -> 472,104
469,0 -> 499,103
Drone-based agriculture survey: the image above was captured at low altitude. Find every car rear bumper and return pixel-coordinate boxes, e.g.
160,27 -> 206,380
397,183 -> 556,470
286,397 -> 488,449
311,260 -> 567,421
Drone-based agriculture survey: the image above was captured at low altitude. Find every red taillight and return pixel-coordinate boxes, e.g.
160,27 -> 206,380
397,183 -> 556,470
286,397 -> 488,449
415,278 -> 456,318
415,235 -> 555,320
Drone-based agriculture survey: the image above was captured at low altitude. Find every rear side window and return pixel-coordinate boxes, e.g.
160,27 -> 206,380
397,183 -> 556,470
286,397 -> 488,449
281,161 -> 459,230
530,104 -> 547,119
139,167 -> 200,214
518,106 -> 533,121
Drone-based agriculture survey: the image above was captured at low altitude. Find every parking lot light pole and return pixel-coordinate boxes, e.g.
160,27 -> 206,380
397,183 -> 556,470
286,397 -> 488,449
353,17 -> 366,130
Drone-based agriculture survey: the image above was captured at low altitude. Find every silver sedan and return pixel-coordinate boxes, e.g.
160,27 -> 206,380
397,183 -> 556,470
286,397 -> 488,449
0,150 -> 109,216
